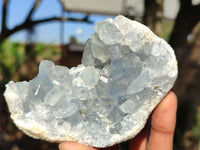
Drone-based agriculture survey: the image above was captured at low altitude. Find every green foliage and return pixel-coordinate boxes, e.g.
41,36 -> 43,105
162,19 -> 175,41
34,43 -> 46,56
0,40 -> 26,80
69,36 -> 81,44
192,107 -> 200,140
0,40 -> 61,81
34,43 -> 61,60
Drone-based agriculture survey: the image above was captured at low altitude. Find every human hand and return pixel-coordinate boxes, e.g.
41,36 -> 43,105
59,91 -> 177,150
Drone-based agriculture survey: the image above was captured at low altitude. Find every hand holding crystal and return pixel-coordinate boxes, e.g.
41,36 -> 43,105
4,16 -> 178,148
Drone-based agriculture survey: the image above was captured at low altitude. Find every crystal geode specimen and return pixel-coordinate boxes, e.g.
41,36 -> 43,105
4,15 -> 178,148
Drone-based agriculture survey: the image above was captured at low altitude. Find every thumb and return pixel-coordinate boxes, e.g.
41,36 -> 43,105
148,91 -> 177,150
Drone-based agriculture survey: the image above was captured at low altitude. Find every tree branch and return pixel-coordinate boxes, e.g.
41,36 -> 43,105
2,0 -> 8,33
31,16 -> 92,24
143,0 -> 163,36
25,0 -> 41,21
169,3 -> 200,51
0,16 -> 92,43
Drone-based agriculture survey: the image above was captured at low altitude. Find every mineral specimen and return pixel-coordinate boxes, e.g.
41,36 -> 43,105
4,15 -> 178,148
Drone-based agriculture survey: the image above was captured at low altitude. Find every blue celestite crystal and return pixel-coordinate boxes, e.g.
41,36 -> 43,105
4,15 -> 178,148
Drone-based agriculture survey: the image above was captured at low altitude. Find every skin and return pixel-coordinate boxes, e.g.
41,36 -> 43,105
59,91 -> 177,150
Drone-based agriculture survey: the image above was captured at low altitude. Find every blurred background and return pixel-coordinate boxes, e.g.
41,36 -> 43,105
0,0 -> 200,150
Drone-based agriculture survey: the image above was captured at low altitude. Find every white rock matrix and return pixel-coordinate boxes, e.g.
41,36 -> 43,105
4,15 -> 178,148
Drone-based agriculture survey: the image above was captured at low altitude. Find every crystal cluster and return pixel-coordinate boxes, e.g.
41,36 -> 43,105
4,15 -> 178,148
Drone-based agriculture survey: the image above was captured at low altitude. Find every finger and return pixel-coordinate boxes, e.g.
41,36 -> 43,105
147,91 -> 177,150
129,117 -> 151,150
129,127 -> 148,150
59,142 -> 98,150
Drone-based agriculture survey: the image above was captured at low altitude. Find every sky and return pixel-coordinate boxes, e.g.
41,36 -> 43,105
0,0 -> 114,44
2,0 -> 199,44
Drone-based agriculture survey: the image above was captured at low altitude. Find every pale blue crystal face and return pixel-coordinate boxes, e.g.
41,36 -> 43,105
4,15 -> 178,148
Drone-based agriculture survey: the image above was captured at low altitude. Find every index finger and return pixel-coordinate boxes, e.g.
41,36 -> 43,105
59,142 -> 98,150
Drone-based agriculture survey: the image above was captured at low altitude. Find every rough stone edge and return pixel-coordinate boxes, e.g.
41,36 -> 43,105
4,86 -> 171,148
3,15 -> 178,148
